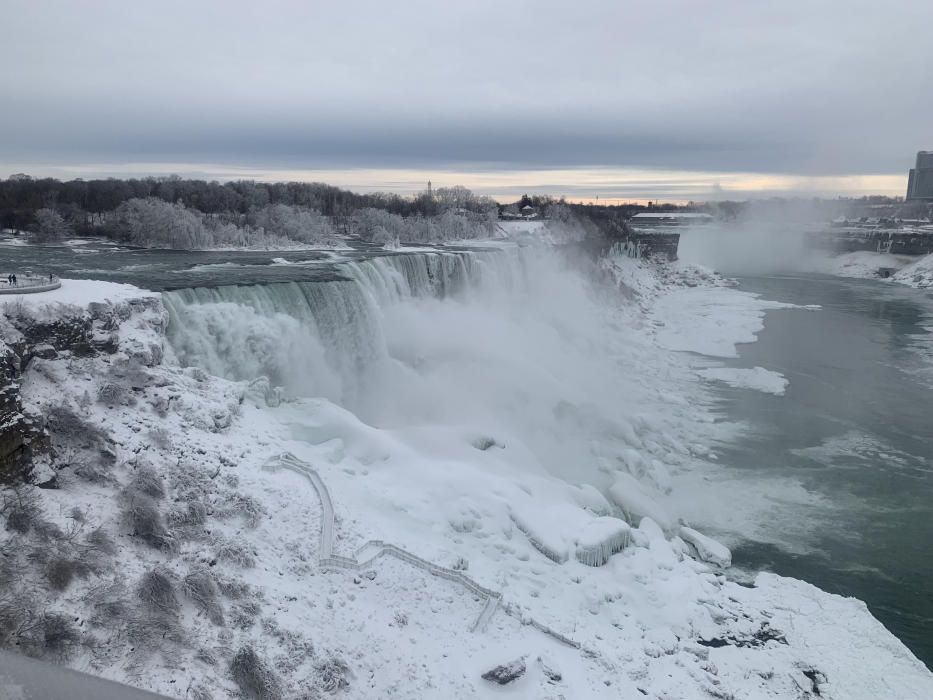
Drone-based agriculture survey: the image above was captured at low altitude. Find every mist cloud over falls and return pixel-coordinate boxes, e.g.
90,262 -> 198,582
164,247 -> 712,490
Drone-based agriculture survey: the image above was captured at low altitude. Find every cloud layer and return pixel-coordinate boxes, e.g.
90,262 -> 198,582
3,0 -> 931,196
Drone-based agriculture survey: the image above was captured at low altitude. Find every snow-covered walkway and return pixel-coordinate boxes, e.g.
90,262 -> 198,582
263,452 -> 582,647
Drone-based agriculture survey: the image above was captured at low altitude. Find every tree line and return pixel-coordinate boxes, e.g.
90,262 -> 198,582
0,175 -> 503,249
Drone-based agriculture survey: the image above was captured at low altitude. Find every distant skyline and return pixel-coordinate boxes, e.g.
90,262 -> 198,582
2,0 -> 930,202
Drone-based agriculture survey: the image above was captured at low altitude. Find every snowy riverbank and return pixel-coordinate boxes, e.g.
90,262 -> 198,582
2,255 -> 933,699
808,250 -> 933,289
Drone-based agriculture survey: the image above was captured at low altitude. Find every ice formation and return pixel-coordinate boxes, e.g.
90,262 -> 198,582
574,516 -> 632,566
680,526 -> 732,567
608,472 -> 675,533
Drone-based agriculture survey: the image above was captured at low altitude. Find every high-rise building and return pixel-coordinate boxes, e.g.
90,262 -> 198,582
906,151 -> 933,200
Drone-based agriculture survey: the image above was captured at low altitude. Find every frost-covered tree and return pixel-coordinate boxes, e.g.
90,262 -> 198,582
353,207 -> 494,244
32,208 -> 73,243
112,198 -> 212,249
247,203 -> 336,245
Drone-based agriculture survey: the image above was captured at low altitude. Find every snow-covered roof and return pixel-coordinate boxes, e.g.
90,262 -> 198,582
632,212 -> 712,219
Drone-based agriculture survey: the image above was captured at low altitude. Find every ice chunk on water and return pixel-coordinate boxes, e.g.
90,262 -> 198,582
680,526 -> 732,567
575,516 -> 631,566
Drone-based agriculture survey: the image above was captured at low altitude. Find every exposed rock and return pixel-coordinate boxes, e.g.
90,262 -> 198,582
698,622 -> 788,649
30,344 -> 57,360
680,526 -> 732,568
481,657 -> 526,685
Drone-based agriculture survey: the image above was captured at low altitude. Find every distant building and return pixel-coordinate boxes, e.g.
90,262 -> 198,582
520,204 -> 538,218
630,212 -> 713,223
906,151 -> 933,201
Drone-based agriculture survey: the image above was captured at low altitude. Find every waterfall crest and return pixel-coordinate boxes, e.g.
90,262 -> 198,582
163,249 -> 523,408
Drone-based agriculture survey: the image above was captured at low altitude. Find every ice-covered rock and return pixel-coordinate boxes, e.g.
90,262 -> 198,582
575,516 -> 631,566
510,504 -> 571,563
608,472 -> 675,532
680,526 -> 732,567
570,483 -> 613,515
481,657 -> 526,685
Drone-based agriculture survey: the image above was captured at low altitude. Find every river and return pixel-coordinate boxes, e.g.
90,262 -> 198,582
710,274 -> 933,669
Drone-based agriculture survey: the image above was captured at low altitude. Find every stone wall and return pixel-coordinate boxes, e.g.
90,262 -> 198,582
809,230 -> 933,255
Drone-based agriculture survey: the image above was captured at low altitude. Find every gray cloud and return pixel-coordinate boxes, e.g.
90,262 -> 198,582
2,0 -> 931,183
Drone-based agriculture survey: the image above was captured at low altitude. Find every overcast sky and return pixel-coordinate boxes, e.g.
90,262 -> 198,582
2,0 -> 931,201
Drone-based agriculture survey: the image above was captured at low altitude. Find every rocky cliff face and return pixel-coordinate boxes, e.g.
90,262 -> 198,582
0,297 -> 166,483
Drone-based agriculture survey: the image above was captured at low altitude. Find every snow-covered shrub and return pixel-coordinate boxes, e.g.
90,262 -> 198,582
315,654 -> 352,693
137,568 -> 180,613
3,488 -> 42,534
183,568 -> 224,625
85,526 -> 117,555
86,580 -> 129,629
230,600 -> 261,630
126,463 -> 166,500
0,608 -> 81,661
122,495 -> 174,550
189,684 -> 214,700
229,645 -> 283,700
73,461 -> 112,483
215,540 -> 256,568
167,501 -> 208,538
45,556 -> 92,591
37,613 -> 82,660
47,406 -> 116,479
219,493 -> 264,528
216,575 -> 253,600
97,382 -> 127,406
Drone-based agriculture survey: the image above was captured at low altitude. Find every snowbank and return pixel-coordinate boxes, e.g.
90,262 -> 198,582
806,250 -> 933,289
807,250 -> 913,280
893,253 -> 933,288
0,278 -> 157,314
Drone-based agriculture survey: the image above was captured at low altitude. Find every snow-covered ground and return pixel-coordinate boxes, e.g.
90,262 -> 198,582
2,252 -> 933,699
893,253 -> 933,288
806,250 -> 933,289
0,278 -> 158,312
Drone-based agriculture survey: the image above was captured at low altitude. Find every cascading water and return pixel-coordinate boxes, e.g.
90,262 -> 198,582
163,245 -> 712,489
163,250 -> 513,408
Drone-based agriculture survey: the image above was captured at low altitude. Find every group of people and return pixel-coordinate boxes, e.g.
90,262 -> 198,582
3,273 -> 56,287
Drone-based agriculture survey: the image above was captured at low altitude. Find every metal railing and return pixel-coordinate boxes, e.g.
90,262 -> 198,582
0,275 -> 61,294
264,451 -> 583,647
